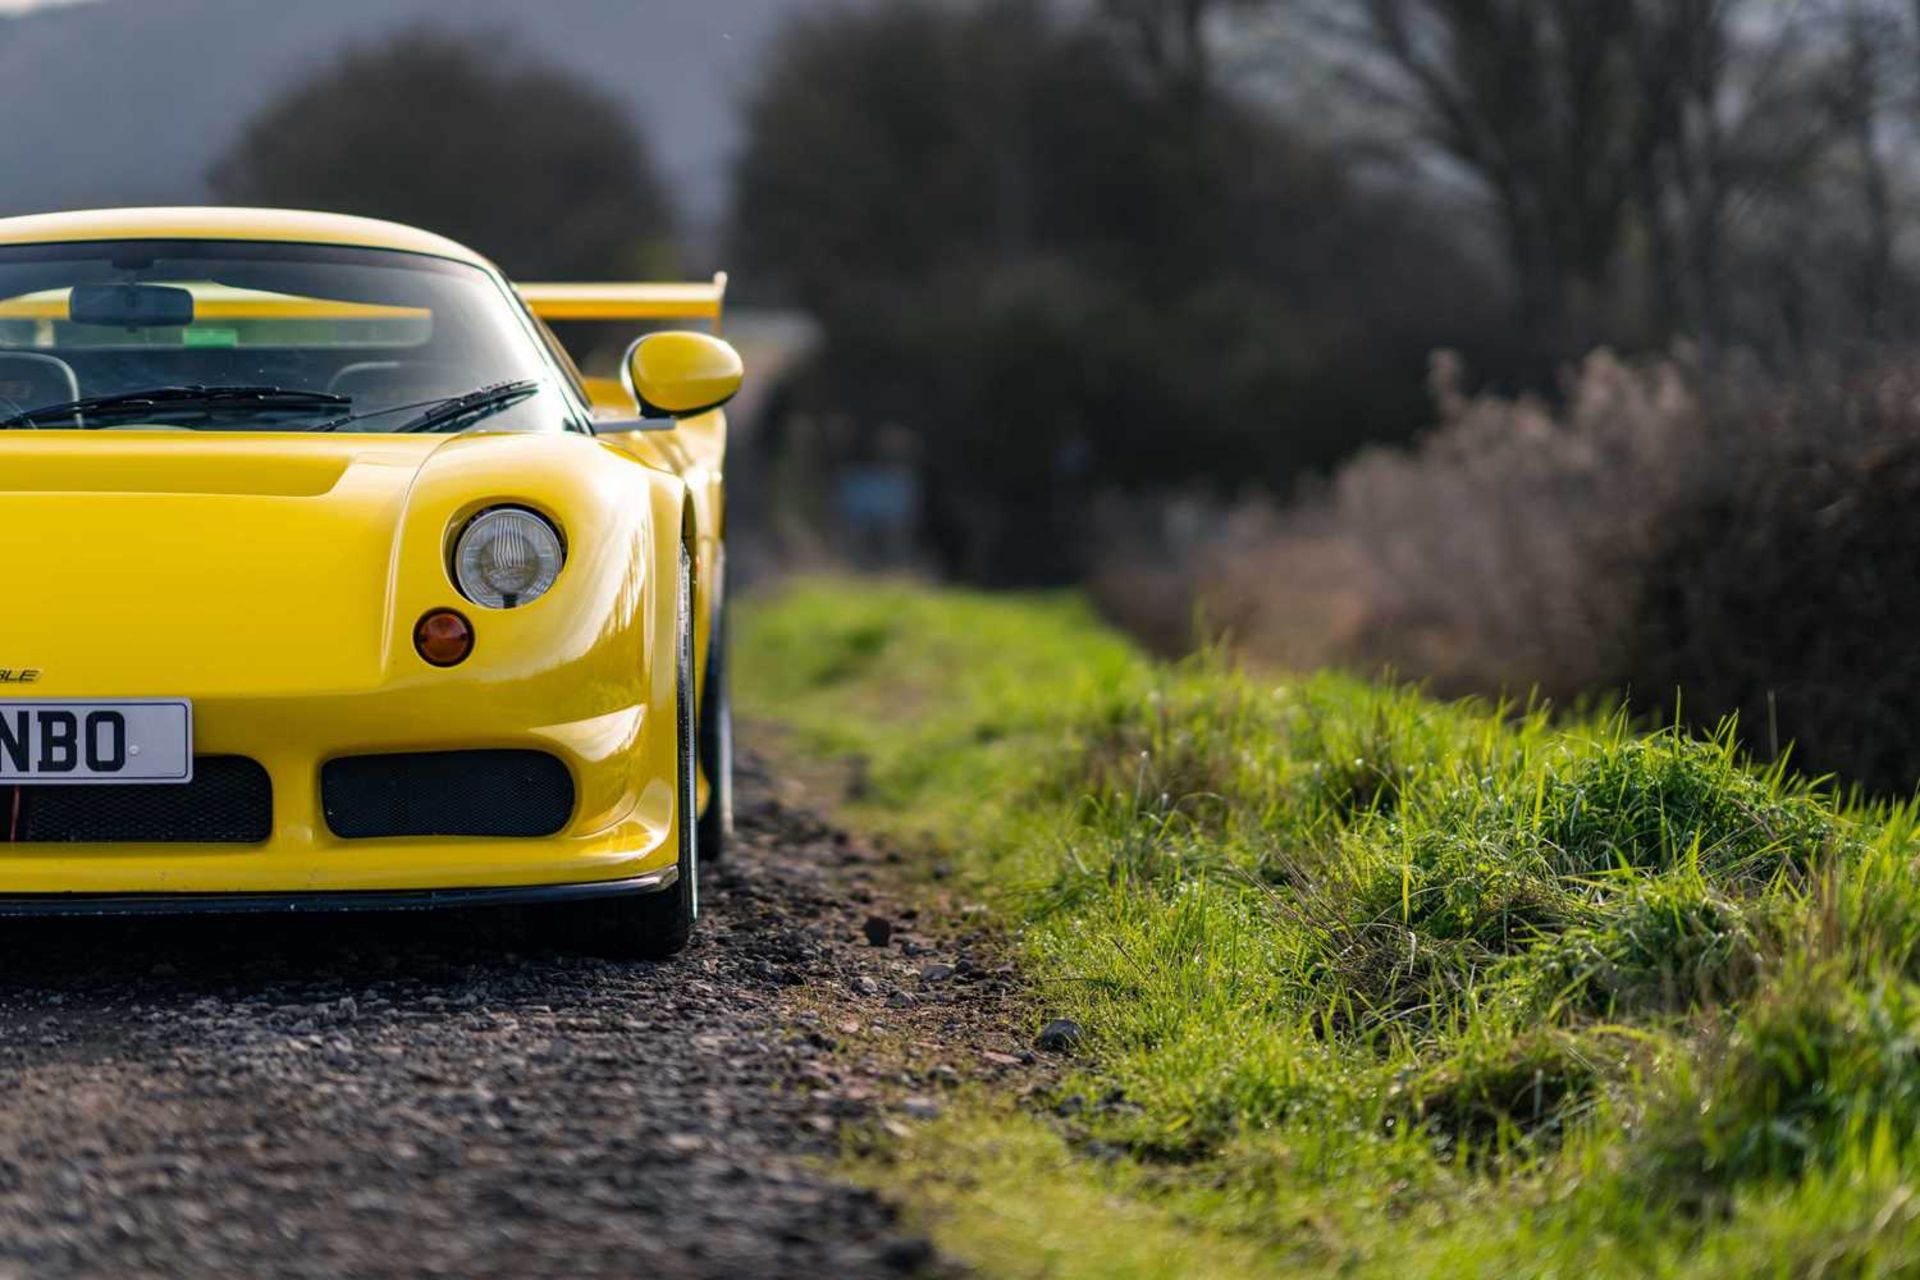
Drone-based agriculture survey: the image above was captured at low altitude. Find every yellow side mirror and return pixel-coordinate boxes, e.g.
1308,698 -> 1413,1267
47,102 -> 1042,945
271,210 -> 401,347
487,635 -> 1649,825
623,331 -> 744,418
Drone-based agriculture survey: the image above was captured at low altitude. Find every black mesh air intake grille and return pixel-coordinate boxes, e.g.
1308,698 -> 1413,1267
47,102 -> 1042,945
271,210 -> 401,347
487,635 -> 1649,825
321,750 -> 575,839
10,756 -> 273,844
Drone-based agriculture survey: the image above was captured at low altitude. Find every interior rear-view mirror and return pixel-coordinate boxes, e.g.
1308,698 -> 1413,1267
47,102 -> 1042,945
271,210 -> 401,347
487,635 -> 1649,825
68,283 -> 195,328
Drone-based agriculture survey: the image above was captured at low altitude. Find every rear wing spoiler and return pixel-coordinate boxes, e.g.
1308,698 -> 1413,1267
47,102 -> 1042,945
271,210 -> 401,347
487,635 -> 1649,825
515,272 -> 728,334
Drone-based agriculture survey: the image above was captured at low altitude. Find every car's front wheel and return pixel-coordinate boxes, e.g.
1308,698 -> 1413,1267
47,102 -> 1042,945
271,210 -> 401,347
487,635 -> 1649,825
535,543 -> 698,960
697,570 -> 733,864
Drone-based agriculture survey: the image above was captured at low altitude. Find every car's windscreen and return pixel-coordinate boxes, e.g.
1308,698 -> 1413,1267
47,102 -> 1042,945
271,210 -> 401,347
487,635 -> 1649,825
0,239 -> 573,434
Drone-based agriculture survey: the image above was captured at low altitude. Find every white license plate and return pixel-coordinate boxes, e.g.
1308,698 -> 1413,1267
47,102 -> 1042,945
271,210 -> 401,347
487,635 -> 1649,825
0,700 -> 193,784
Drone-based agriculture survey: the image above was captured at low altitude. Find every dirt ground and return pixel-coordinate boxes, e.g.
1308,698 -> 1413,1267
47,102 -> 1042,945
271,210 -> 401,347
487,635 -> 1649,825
0,751 -> 1037,1279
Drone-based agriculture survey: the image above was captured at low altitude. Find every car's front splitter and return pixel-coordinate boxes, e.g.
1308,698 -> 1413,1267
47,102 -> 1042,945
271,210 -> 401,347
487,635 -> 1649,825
0,866 -> 677,917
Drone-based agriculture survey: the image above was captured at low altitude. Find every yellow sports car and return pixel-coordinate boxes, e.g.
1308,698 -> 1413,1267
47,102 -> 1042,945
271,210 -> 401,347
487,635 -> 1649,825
0,208 -> 741,958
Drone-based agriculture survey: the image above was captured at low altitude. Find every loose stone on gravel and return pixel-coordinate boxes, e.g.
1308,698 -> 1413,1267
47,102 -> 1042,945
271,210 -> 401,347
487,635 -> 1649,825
862,916 -> 894,948
1036,1019 -> 1085,1053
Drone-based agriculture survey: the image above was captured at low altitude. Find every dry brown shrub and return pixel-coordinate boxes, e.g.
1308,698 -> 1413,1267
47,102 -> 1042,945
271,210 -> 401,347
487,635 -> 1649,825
1097,351 -> 1920,786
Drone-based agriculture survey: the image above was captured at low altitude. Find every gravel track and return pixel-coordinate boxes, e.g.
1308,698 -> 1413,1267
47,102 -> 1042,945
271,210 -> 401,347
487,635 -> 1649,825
0,756 -> 955,1279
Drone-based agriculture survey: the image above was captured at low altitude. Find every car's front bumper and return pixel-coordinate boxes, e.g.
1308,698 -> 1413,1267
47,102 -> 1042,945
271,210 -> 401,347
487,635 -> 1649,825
0,695 -> 680,896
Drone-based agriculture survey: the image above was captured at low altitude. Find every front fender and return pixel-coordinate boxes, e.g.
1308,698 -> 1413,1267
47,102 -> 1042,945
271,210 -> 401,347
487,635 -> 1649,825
384,431 -> 686,835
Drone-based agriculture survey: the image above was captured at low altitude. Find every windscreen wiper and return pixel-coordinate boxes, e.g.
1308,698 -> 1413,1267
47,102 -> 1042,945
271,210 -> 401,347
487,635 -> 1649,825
0,385 -> 351,429
385,380 -> 543,434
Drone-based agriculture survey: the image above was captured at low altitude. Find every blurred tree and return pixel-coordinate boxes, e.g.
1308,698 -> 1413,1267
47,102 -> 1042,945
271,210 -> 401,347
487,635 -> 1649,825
1350,0 -> 1647,352
209,26 -> 672,279
1622,0 -> 1918,353
1323,0 -> 1919,358
1096,0 -> 1270,107
1624,0 -> 1735,342
1829,0 -> 1902,336
736,0 -> 1506,584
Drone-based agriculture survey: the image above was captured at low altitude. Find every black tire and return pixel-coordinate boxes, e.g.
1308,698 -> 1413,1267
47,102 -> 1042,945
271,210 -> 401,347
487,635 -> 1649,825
538,543 -> 698,960
697,570 -> 733,864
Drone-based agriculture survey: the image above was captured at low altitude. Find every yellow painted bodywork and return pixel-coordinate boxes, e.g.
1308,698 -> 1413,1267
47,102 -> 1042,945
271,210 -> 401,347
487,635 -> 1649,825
0,208 -> 733,897
0,207 -> 492,261
518,276 -> 727,326
520,280 -> 732,792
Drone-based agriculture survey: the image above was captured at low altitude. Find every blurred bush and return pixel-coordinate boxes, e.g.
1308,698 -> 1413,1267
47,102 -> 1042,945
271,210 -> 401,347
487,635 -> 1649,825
1114,353 -> 1920,790
209,26 -> 673,280
1638,396 -> 1920,792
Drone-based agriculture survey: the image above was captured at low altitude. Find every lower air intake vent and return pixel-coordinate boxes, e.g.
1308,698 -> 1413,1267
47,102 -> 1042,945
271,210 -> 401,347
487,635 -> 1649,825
321,750 -> 574,839
13,756 -> 273,844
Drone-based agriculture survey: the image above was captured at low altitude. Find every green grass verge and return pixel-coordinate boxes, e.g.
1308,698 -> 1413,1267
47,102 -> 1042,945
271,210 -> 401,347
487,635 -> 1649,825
739,578 -> 1920,1277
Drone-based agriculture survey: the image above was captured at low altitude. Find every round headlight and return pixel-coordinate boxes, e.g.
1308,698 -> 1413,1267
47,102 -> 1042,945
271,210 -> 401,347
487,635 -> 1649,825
454,507 -> 564,609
